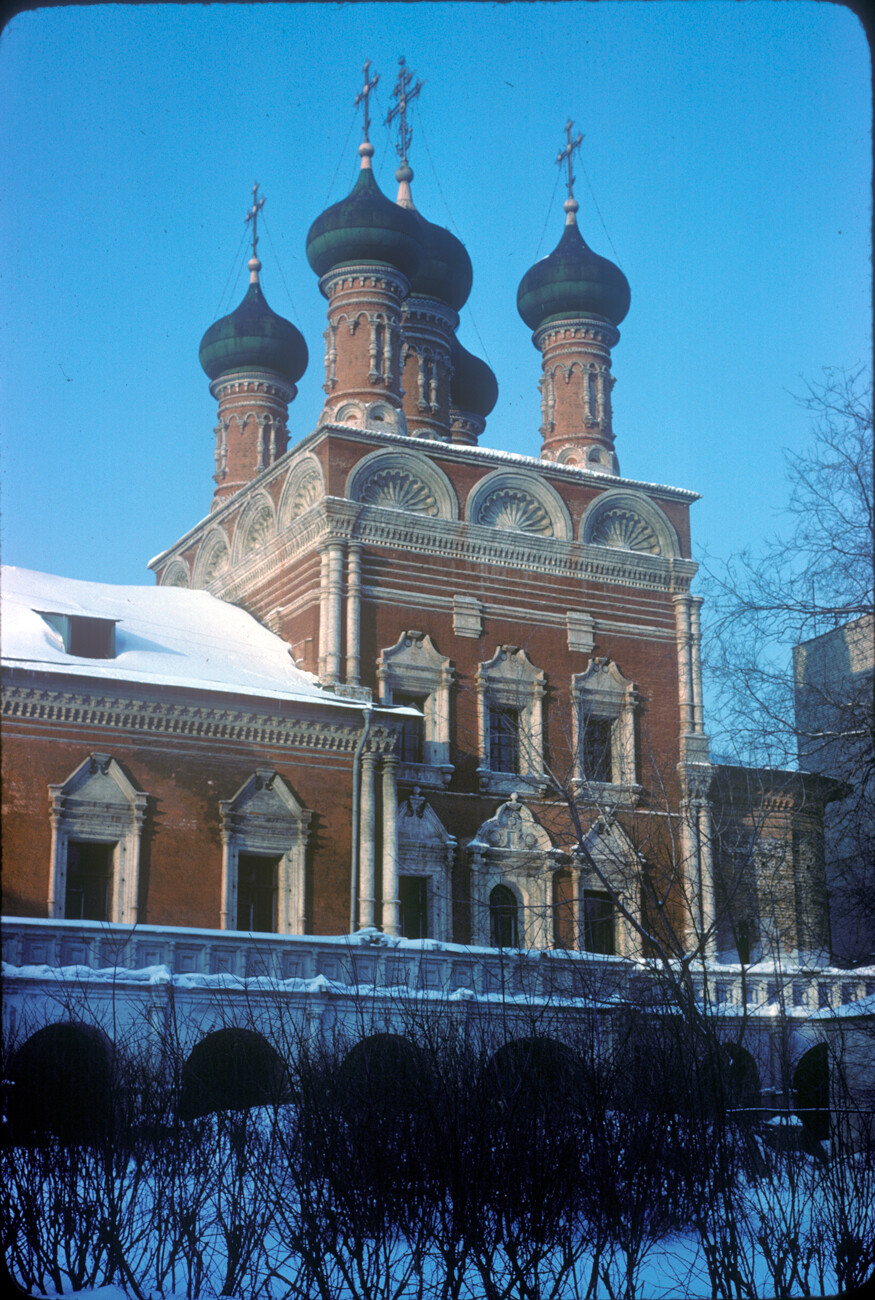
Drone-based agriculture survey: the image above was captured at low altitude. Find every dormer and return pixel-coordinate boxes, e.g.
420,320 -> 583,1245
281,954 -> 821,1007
38,612 -> 117,659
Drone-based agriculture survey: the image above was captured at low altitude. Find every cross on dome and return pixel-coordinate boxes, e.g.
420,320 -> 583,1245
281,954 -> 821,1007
354,59 -> 380,143
244,183 -> 266,278
556,118 -> 584,213
385,56 -> 424,165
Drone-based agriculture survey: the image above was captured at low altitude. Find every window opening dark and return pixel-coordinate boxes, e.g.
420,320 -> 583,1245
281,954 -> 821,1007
489,704 -> 520,774
490,884 -> 519,948
399,875 -> 428,939
237,854 -> 278,932
582,890 -> 615,955
40,612 -> 117,658
65,841 -> 113,921
580,715 -> 613,782
395,693 -> 427,764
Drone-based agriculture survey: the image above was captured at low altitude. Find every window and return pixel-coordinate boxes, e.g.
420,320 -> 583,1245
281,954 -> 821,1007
476,646 -> 547,796
48,754 -> 148,924
39,612 -> 117,658
580,717 -> 614,783
489,704 -> 520,774
399,875 -> 428,939
219,771 -> 311,935
490,885 -> 519,949
582,890 -> 615,955
571,658 -> 640,798
378,632 -> 454,787
395,693 -> 427,764
65,841 -> 114,921
236,854 -> 278,932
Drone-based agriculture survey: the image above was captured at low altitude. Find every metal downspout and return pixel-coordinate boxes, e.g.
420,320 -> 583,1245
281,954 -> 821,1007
349,705 -> 373,932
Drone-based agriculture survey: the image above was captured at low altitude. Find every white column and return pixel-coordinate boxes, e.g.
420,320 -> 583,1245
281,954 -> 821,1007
47,806 -> 64,919
697,802 -> 717,957
220,830 -> 234,930
318,548 -> 330,679
346,543 -> 362,685
359,752 -> 377,928
673,594 -> 695,735
324,542 -> 344,686
689,596 -> 705,734
381,755 -> 400,936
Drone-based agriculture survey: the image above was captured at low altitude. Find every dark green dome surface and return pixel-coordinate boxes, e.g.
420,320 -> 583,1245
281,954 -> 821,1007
408,212 -> 472,311
517,219 -> 630,331
306,166 -> 424,282
199,280 -> 308,384
450,337 -> 498,417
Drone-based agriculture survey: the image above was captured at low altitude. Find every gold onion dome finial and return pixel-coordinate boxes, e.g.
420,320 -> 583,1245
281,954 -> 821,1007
305,61 -> 424,283
517,119 -> 630,331
200,184 -> 308,384
386,58 -> 472,312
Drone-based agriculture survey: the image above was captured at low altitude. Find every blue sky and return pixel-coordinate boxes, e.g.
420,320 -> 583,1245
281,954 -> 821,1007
0,3 -> 870,586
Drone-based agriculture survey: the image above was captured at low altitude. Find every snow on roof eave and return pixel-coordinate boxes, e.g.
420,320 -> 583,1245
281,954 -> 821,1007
147,419 -> 700,569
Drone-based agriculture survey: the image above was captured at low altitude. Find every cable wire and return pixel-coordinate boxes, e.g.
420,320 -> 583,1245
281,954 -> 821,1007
579,159 -> 622,263
213,224 -> 249,319
261,210 -> 304,328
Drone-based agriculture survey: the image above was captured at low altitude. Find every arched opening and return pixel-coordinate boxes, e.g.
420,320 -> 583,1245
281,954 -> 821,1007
490,884 -> 519,948
335,1033 -> 429,1111
7,1022 -> 115,1144
178,1028 -> 290,1120
793,1043 -> 830,1141
483,1036 -> 582,1125
725,1044 -> 761,1113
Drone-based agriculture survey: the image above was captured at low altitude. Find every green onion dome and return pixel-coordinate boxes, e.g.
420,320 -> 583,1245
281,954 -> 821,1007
517,198 -> 630,331
450,337 -> 498,417
306,144 -> 424,283
395,164 -> 472,311
199,262 -> 308,385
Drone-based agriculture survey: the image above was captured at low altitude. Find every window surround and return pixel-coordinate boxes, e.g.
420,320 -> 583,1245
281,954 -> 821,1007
48,754 -> 148,924
476,646 -> 548,796
571,658 -> 641,806
219,770 -> 312,934
377,631 -> 454,788
573,817 -> 644,957
469,796 -> 562,948
396,788 -> 456,941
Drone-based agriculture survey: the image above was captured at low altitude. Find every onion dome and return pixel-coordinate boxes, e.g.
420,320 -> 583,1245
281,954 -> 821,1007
395,163 -> 472,311
517,197 -> 630,331
306,143 -> 424,282
450,337 -> 498,417
199,259 -> 308,385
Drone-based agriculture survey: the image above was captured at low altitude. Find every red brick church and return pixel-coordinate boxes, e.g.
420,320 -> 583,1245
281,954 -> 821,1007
2,67 -> 836,969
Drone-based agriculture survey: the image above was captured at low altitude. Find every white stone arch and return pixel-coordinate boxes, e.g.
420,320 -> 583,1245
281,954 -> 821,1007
277,453 -> 326,530
219,770 -> 312,935
346,448 -> 458,520
580,489 -> 680,557
232,491 -> 277,563
47,754 -> 149,924
466,470 -> 572,540
468,796 -> 560,949
192,527 -> 231,588
396,789 -> 457,941
160,558 -> 190,588
572,817 -> 645,958
334,399 -> 366,426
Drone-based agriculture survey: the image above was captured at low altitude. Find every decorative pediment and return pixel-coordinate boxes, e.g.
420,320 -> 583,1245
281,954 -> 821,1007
573,657 -> 637,706
574,816 -> 640,883
49,753 -> 147,822
581,490 -> 679,558
466,470 -> 572,540
378,630 -> 453,693
219,770 -> 311,844
347,450 -> 458,520
397,789 -> 456,849
471,795 -> 553,854
478,645 -> 545,697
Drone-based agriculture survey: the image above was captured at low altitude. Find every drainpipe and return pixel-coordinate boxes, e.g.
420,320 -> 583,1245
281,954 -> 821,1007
349,704 -> 373,933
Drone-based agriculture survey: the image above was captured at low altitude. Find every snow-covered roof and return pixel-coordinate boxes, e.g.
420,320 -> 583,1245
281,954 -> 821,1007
0,567 -> 343,707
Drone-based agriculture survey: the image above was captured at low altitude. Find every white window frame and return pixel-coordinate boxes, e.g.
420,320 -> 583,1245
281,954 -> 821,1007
468,796 -> 562,948
48,753 -> 148,924
476,646 -> 548,796
571,658 -> 641,805
377,631 -> 454,788
396,789 -> 456,941
219,770 -> 312,934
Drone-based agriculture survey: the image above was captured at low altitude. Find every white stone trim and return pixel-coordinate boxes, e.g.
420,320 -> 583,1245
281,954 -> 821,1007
378,631 -> 454,785
48,754 -> 148,925
469,796 -> 560,948
580,489 -> 681,558
192,526 -> 231,589
346,448 -> 459,521
571,658 -> 640,796
396,790 -> 456,941
453,594 -> 483,638
567,610 -> 595,653
231,490 -> 277,564
277,452 -> 325,530
574,818 -> 644,957
219,770 -> 312,935
476,646 -> 548,797
160,558 -> 191,588
466,470 -> 572,540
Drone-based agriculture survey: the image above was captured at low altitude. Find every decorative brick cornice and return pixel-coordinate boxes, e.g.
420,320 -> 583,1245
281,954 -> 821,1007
1,679 -> 380,754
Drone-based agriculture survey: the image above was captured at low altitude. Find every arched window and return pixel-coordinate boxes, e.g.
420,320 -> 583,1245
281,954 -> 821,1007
490,884 -> 519,949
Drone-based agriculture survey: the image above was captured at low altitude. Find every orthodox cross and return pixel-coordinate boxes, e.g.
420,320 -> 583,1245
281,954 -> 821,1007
556,119 -> 584,201
245,183 -> 265,260
385,56 -> 423,163
355,60 -> 380,142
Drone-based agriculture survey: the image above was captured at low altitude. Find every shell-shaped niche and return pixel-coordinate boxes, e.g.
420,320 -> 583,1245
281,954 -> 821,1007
347,450 -> 458,520
160,559 -> 190,588
278,454 -> 325,530
233,493 -> 276,562
476,486 -> 553,535
193,529 -> 231,587
359,467 -> 438,515
588,507 -> 659,554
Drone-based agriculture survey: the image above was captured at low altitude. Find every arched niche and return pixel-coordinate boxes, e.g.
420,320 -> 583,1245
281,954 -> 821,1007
346,448 -> 459,521
231,490 -> 277,563
178,1028 -> 290,1120
160,558 -> 190,588
466,470 -> 572,540
580,489 -> 680,558
277,453 -> 325,530
8,1022 -> 116,1143
192,526 -> 231,588
468,796 -> 559,949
